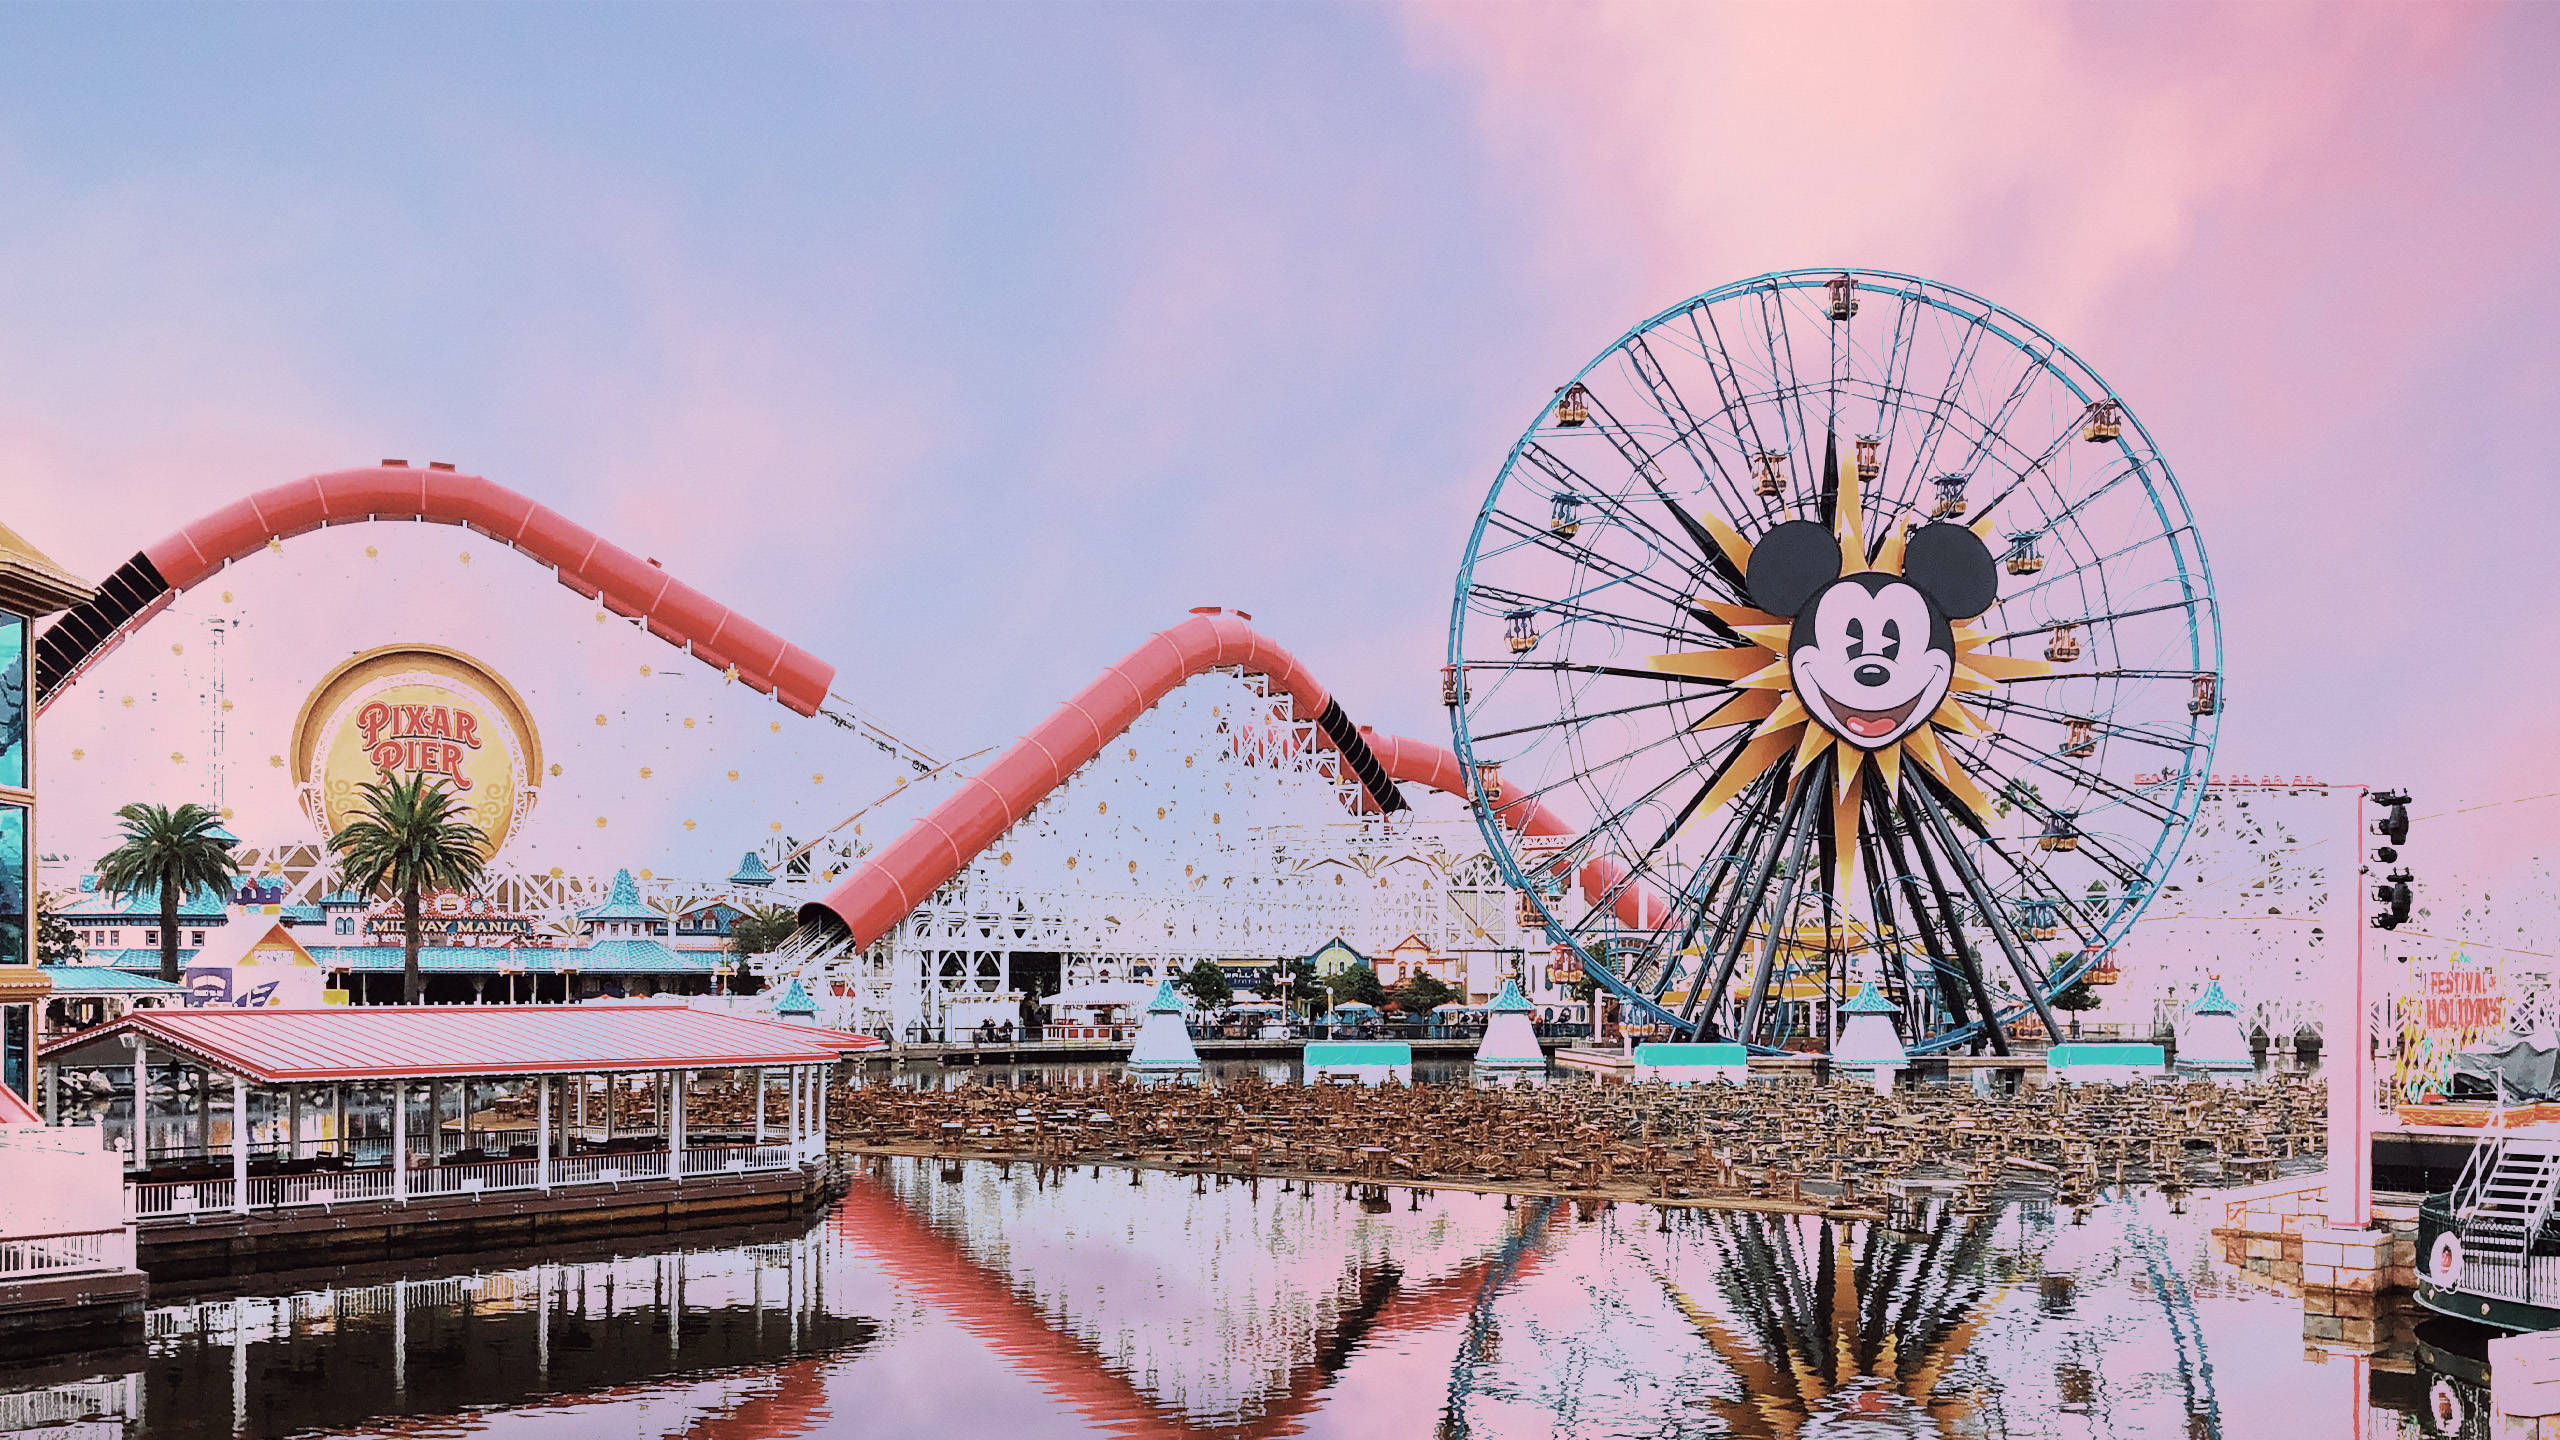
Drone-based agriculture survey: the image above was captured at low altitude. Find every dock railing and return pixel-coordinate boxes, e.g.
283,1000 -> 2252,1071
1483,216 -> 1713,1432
132,1142 -> 805,1220
0,1226 -> 138,1278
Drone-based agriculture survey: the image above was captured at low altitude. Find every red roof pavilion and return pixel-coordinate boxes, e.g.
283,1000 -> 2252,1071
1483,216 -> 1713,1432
41,1005 -> 879,1084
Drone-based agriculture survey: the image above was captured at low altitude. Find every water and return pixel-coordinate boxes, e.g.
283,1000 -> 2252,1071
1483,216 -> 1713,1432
0,1147 -> 2470,1439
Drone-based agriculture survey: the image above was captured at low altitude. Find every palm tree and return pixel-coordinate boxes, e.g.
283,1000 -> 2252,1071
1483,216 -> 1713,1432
327,774 -> 490,1004
725,903 -> 799,995
96,802 -> 242,983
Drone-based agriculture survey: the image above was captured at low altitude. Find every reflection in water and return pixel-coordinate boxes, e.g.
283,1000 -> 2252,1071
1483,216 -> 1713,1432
3,1227 -> 873,1440
0,1151 -> 2481,1439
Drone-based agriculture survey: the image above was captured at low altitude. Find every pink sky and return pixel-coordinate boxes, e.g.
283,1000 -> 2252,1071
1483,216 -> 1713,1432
2,3 -> 2553,897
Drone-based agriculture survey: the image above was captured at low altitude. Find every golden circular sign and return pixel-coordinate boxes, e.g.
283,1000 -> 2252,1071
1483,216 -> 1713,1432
291,644 -> 543,857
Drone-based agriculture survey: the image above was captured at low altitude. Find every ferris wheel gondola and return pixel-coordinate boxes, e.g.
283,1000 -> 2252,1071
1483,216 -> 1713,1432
1449,269 -> 2220,1054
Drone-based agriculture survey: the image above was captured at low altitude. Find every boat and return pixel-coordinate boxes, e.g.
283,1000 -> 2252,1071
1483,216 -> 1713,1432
2416,1127 -> 2560,1331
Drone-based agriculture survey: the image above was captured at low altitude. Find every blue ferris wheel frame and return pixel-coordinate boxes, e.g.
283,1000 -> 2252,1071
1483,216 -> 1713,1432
1447,267 -> 2223,1055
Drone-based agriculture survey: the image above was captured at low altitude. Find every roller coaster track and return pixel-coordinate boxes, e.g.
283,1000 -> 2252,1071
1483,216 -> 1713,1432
32,462 -> 836,717
35,465 -> 1662,945
797,608 -> 1666,951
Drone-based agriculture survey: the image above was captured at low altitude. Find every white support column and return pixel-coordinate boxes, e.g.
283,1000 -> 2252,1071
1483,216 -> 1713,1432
754,1068 -> 768,1144
130,1041 -> 148,1165
333,1085 -> 346,1154
789,1066 -> 803,1159
288,1088 -> 302,1161
44,1057 -> 58,1124
667,1072 -> 684,1182
537,1077 -> 552,1192
814,1063 -> 827,1153
230,1075 -> 249,1213
426,1080 -> 442,1168
392,1082 -> 408,1203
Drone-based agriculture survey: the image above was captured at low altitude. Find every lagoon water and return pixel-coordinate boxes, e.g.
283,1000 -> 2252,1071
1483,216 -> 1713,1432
0,1146 -> 2463,1439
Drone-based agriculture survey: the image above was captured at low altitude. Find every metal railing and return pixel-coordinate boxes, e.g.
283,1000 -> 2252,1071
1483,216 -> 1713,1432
242,1169 -> 397,1209
134,1178 -> 237,1217
0,1227 -> 136,1277
133,1143 -> 803,1219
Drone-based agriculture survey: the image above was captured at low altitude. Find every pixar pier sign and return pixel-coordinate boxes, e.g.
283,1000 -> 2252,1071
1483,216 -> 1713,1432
355,700 -> 487,789
292,644 -> 544,855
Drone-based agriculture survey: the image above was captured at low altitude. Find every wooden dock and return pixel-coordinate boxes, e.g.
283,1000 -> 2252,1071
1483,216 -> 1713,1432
137,1164 -> 839,1282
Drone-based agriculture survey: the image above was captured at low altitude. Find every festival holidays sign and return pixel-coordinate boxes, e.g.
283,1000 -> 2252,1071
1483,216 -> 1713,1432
2390,954 -> 2512,1103
291,644 -> 543,857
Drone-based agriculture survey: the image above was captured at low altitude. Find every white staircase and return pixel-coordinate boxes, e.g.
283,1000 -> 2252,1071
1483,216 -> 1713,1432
2456,1135 -> 2560,1293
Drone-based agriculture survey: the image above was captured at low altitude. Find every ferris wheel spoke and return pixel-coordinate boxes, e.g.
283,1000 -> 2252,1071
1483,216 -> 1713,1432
1571,728 -> 1762,935
1753,285 -> 1817,505
1968,835 -> 2112,955
1739,761 -> 1829,1046
1943,742 -> 2158,885
1519,441 -> 1709,573
1466,580 -> 1696,648
1488,718 -> 1711,827
1963,693 -> 2202,756
1689,772 -> 1814,1039
1975,445 -> 2136,541
1618,331 -> 1731,494
1940,353 -> 2054,512
1952,725 -> 2184,826
1471,659 -> 1733,691
1477,507 -> 1723,614
1909,778 -> 2063,1044
1464,692 -> 1711,746
1994,527 -> 2193,606
1974,596 -> 2204,646
1891,315 -> 1989,498
1660,775 -> 1781,995
1867,291 -> 1927,515
1538,726 -> 1748,894
1575,390 -> 1751,591
1882,786 -> 2002,1050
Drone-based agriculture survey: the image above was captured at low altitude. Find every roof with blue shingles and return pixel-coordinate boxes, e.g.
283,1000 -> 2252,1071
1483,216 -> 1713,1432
61,884 -> 233,922
39,965 -> 187,993
577,869 -> 665,925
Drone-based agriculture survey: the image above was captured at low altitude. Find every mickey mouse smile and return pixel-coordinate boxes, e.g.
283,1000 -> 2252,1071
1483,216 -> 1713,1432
1803,686 -> 1923,741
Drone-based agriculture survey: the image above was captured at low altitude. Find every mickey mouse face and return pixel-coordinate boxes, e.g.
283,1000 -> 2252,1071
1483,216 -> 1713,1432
1746,520 -> 1999,752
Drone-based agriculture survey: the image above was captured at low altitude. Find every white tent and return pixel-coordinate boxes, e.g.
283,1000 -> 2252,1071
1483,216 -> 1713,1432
2175,977 -> 2253,1071
1473,979 -> 1546,1074
1833,983 -> 1907,1084
1126,980 -> 1201,1075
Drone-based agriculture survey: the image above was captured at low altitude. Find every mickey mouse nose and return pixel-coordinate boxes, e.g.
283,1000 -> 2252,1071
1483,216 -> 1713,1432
1853,663 -> 1890,688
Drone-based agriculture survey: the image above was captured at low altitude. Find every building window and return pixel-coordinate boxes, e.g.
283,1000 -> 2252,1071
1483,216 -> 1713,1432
191,930 -> 206,947
0,805 -> 26,969
1,1001 -> 27,1103
0,610 -> 23,789
336,917 -> 355,936
144,930 -> 158,947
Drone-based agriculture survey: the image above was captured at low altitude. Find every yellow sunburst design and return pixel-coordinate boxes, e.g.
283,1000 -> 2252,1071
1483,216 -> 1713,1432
1648,440 -> 2047,901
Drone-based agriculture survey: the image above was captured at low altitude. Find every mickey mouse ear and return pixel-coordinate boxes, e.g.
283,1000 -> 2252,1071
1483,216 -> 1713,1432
1902,523 -> 1999,620
1745,520 -> 1842,618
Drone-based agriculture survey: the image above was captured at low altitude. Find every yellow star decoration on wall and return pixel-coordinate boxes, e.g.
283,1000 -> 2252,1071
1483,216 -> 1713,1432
1645,442 -> 2049,906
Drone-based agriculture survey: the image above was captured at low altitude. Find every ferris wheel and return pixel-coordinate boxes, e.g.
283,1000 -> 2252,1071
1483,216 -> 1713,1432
1449,268 -> 2220,1054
